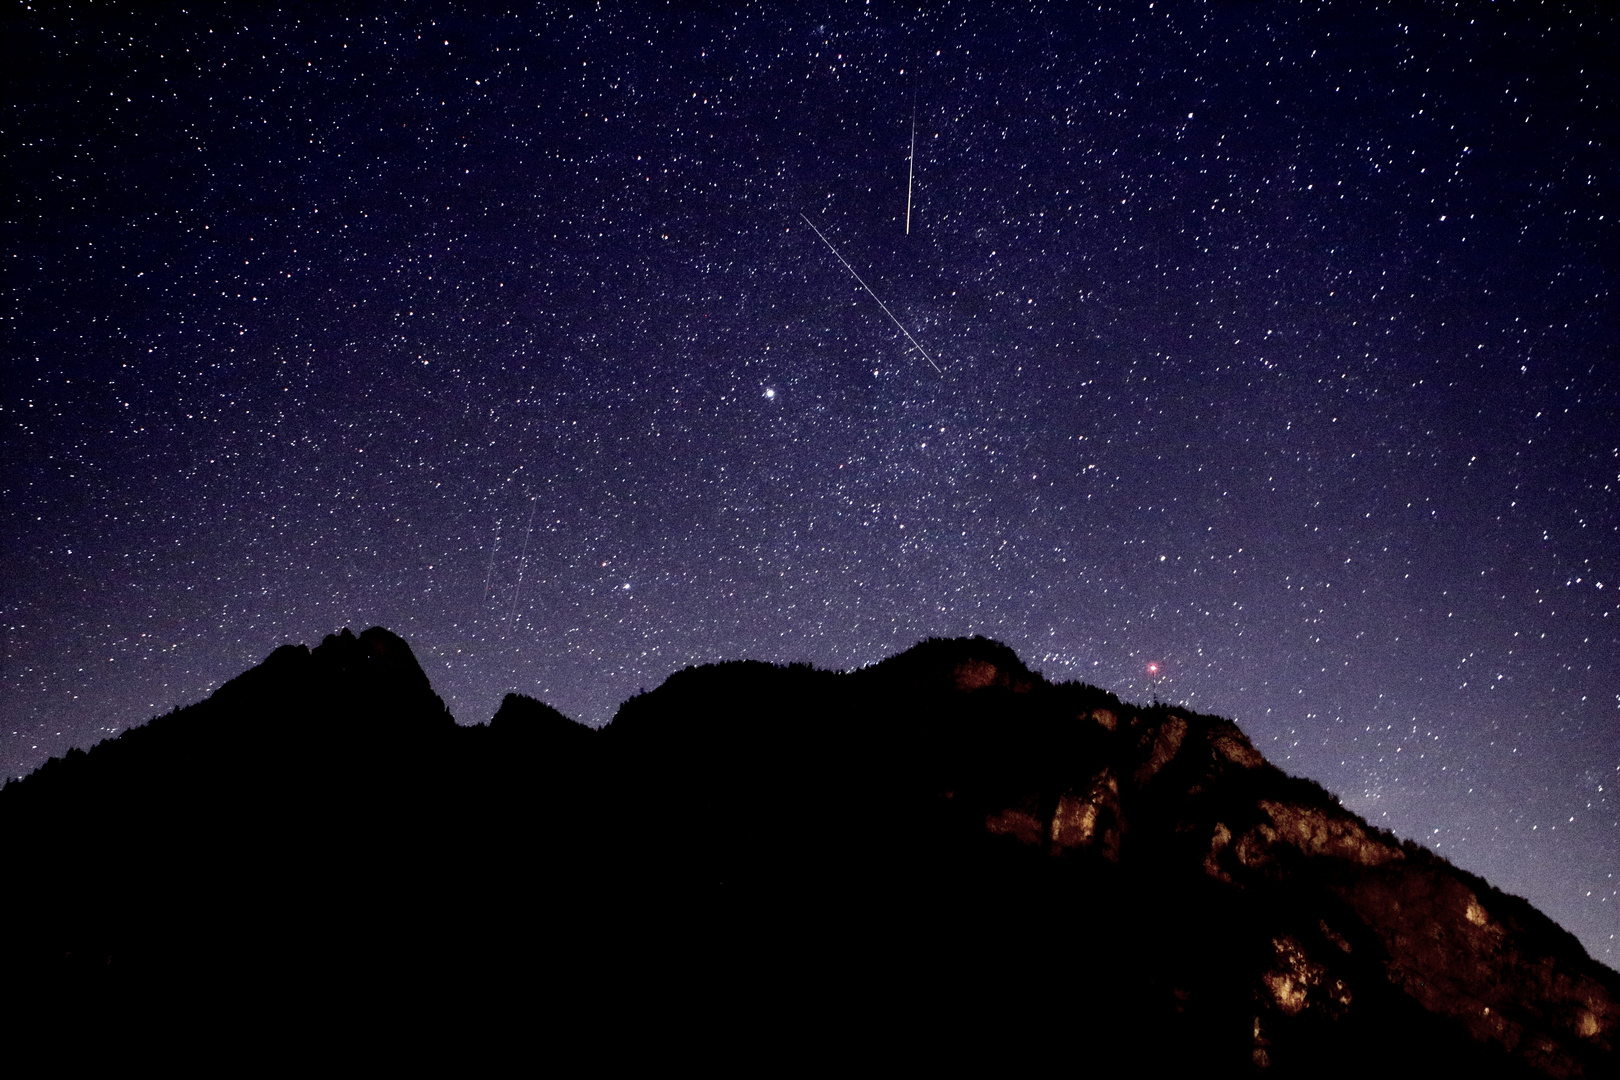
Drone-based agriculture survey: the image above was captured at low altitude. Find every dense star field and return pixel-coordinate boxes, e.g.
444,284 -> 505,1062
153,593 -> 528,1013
3,4 -> 1615,960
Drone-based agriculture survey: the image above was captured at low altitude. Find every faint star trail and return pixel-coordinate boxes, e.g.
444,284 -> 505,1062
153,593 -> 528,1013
507,498 -> 537,631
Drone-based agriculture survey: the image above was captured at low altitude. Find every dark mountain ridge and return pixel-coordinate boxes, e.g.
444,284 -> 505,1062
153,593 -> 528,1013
4,628 -> 1613,1074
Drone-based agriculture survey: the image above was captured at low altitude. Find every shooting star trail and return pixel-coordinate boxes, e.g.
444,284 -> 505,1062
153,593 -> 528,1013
906,107 -> 916,235
482,515 -> 502,602
799,213 -> 943,374
507,498 -> 537,629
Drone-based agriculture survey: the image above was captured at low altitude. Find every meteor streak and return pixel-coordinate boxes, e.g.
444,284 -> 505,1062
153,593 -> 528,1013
482,516 -> 502,602
906,108 -> 916,235
507,497 -> 537,629
799,213 -> 942,374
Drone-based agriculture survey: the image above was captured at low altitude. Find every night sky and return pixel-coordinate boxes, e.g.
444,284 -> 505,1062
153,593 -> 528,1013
4,3 -> 1616,961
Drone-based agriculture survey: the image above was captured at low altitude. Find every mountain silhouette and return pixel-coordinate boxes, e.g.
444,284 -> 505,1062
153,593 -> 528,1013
3,628 -> 1613,1074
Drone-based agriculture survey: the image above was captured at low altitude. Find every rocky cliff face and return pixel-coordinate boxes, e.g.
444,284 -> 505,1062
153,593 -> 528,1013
868,644 -> 1614,1075
3,631 -> 1613,1074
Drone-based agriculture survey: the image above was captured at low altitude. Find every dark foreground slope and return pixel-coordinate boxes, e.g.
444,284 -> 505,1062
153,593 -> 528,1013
3,630 -> 1614,1074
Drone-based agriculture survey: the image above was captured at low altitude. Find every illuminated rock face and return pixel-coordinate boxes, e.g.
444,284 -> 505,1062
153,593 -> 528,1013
832,638 -> 1617,1076
1050,769 -> 1121,862
2,632 -> 1614,1074
1252,799 -> 1403,868
1263,934 -> 1350,1017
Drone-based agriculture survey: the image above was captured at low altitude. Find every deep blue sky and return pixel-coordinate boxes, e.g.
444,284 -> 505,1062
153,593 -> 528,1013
4,2 -> 1616,961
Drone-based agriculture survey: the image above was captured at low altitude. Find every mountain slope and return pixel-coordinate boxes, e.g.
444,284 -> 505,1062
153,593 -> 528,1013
3,630 -> 1612,1074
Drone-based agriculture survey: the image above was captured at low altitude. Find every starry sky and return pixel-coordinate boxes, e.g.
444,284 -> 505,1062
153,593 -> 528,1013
4,3 -> 1616,960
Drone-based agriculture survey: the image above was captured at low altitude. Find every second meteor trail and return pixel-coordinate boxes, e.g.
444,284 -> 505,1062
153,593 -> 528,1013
799,213 -> 943,374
